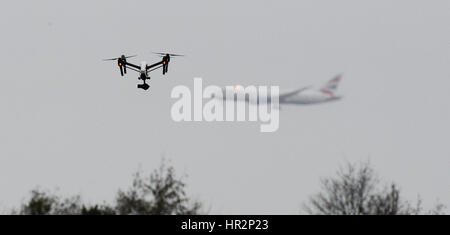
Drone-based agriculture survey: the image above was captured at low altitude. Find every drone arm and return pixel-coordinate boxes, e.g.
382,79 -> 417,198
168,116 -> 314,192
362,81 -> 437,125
124,62 -> 140,70
125,66 -> 140,73
146,61 -> 164,70
147,65 -> 163,73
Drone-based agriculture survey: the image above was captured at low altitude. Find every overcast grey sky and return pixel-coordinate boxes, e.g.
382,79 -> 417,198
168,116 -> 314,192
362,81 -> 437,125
0,0 -> 449,214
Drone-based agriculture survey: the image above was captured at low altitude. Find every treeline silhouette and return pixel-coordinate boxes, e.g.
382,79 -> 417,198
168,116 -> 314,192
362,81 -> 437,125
304,161 -> 445,215
12,159 -> 445,215
16,160 -> 202,215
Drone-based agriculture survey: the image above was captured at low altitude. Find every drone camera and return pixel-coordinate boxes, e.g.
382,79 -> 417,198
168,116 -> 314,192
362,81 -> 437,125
138,83 -> 150,91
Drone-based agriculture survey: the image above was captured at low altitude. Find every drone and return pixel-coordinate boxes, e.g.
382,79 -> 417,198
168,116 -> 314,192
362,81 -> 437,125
103,52 -> 183,90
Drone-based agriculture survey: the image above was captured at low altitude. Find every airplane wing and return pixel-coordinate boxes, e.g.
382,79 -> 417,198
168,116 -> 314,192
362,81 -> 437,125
279,86 -> 311,101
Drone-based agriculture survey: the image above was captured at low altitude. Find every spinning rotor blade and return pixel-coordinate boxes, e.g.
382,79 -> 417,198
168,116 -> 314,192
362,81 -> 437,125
103,54 -> 138,61
124,55 -> 138,59
152,52 -> 185,57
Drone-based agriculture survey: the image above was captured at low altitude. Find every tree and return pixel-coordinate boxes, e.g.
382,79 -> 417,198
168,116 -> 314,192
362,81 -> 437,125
304,161 -> 445,215
18,159 -> 202,215
115,160 -> 202,215
19,190 -> 82,215
80,205 -> 116,215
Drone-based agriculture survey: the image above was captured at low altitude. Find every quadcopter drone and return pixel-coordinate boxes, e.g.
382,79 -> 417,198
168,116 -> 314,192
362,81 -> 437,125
104,52 -> 183,90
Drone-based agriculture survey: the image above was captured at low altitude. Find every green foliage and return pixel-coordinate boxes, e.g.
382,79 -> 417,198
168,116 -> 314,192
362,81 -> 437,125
304,161 -> 445,215
81,205 -> 116,215
20,190 -> 55,215
20,190 -> 82,215
115,161 -> 201,215
18,160 -> 202,215
16,159 -> 446,215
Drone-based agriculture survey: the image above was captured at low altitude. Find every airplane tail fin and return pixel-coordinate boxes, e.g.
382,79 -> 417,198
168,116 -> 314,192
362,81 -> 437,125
321,74 -> 342,92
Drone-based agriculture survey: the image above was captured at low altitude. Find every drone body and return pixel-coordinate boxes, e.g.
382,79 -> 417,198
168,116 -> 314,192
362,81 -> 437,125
104,53 -> 182,90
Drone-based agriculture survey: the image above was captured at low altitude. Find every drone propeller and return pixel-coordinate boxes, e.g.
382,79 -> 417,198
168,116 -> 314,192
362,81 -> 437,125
151,52 -> 184,75
103,54 -> 137,76
103,54 -> 137,61
152,52 -> 184,57
103,58 -> 118,61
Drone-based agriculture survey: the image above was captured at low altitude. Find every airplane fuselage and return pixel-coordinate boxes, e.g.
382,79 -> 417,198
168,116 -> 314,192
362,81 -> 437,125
220,87 -> 341,105
280,89 -> 342,105
218,73 -> 343,106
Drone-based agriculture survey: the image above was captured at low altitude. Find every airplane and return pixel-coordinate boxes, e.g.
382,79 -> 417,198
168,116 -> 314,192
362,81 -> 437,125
219,74 -> 343,106
103,52 -> 183,90
277,74 -> 343,105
